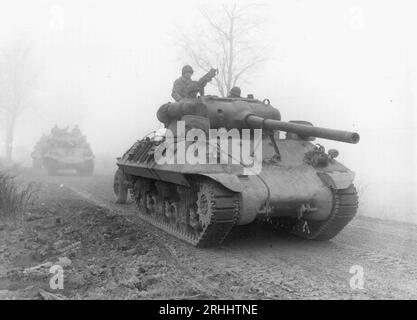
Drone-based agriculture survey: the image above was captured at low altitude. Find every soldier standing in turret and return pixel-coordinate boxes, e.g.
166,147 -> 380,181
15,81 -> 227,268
172,65 -> 194,101
71,125 -> 82,137
171,65 -> 217,101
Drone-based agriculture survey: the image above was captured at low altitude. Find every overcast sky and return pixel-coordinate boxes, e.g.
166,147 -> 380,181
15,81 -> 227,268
0,0 -> 416,222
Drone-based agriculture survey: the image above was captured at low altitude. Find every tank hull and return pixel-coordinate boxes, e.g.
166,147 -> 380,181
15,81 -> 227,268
115,136 -> 358,246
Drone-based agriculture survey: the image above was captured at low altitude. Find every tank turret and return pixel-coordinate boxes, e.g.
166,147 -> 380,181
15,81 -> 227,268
157,96 -> 359,144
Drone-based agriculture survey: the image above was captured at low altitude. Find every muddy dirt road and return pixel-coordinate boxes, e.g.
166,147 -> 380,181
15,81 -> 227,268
2,171 -> 417,299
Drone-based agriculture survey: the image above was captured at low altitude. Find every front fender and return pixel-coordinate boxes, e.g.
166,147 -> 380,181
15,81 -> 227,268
199,173 -> 243,192
317,171 -> 355,190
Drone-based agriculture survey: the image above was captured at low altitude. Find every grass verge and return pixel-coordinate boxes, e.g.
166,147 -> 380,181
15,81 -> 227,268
0,170 -> 38,225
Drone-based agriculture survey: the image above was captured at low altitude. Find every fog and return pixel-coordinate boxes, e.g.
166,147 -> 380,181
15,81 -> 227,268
0,0 -> 416,223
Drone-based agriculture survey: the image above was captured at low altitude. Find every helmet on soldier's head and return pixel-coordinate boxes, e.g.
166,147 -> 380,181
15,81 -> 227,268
71,125 -> 82,137
229,86 -> 241,98
51,125 -> 60,136
182,65 -> 194,75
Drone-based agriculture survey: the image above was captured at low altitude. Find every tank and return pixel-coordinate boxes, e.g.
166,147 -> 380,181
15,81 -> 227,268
114,96 -> 360,247
32,126 -> 95,176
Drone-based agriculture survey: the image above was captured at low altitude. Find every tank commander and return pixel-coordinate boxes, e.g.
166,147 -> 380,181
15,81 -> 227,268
51,125 -> 68,137
71,125 -> 82,137
171,65 -> 218,101
157,81 -> 208,134
228,86 -> 241,98
51,125 -> 60,136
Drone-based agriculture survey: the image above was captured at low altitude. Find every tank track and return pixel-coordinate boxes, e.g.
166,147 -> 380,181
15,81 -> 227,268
131,176 -> 239,247
275,185 -> 358,240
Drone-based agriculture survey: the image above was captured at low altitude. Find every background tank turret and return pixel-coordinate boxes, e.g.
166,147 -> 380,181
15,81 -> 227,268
114,95 -> 360,247
32,126 -> 95,176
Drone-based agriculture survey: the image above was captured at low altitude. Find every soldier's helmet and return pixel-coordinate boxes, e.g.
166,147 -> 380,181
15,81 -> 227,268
51,125 -> 60,136
71,125 -> 82,136
229,86 -> 241,98
182,65 -> 194,75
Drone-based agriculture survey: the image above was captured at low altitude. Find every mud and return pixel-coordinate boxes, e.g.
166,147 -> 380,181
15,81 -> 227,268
1,171 -> 417,299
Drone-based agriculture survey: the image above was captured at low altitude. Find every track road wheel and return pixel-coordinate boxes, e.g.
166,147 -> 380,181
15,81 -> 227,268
113,169 -> 128,204
132,177 -> 240,247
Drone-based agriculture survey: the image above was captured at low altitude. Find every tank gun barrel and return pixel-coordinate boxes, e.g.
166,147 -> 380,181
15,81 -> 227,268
246,115 -> 360,144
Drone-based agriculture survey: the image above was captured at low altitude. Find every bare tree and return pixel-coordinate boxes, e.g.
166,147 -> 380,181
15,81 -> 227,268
0,38 -> 37,162
175,3 -> 270,97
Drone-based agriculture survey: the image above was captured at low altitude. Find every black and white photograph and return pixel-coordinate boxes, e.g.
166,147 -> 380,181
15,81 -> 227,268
0,0 -> 416,307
